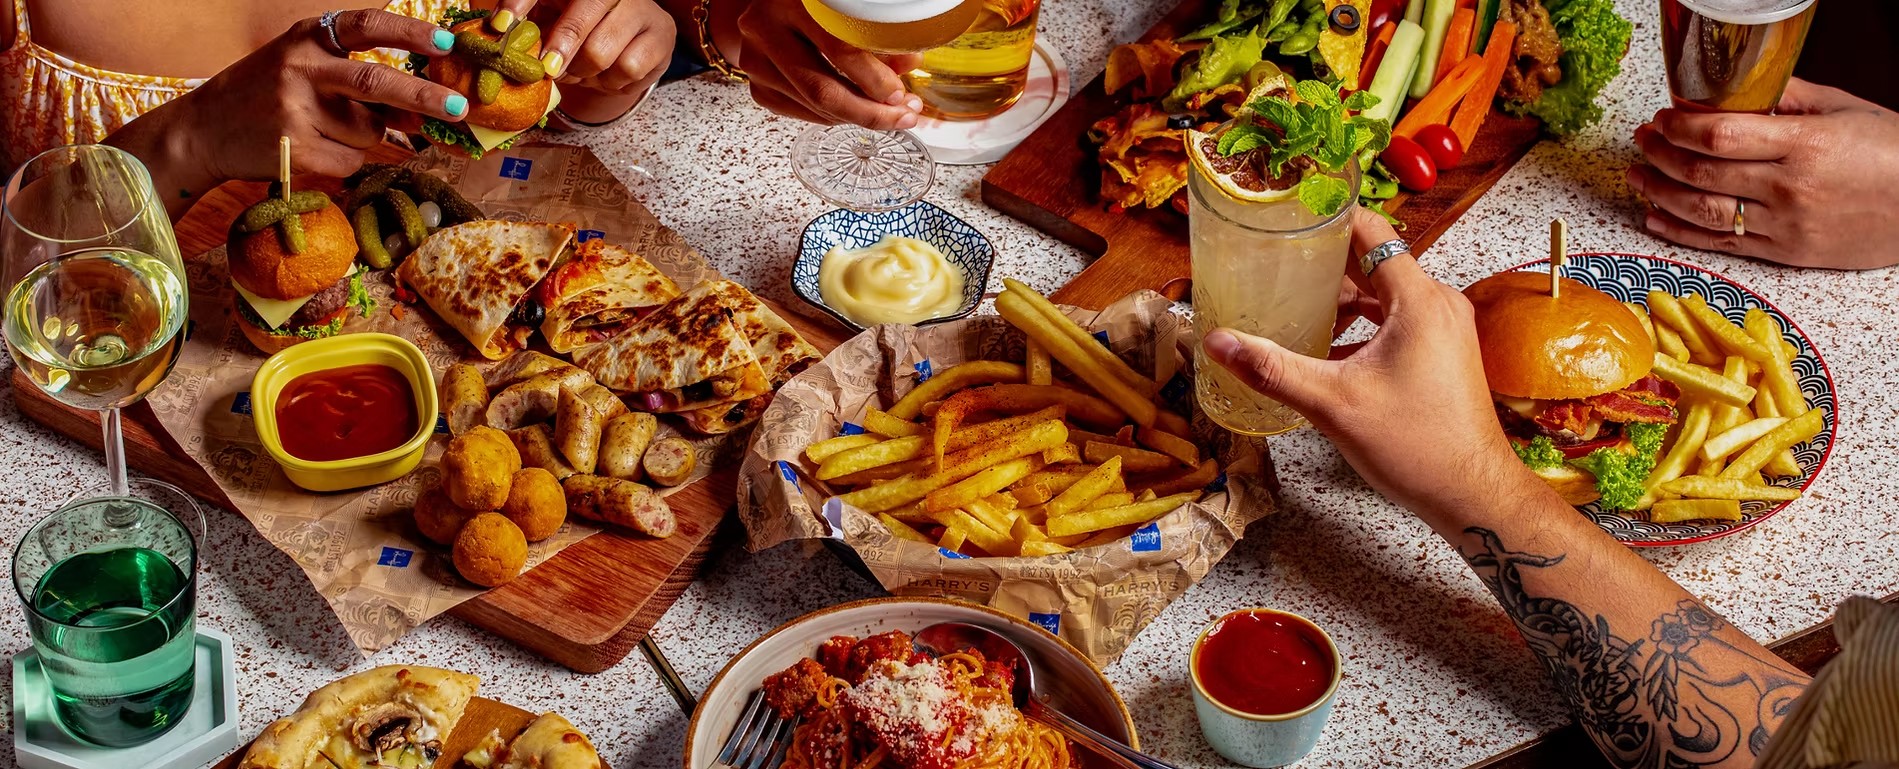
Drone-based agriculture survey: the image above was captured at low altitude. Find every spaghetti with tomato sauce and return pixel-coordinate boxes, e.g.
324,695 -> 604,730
762,630 -> 1077,769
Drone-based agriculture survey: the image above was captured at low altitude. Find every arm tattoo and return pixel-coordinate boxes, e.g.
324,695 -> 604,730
1460,527 -> 1807,769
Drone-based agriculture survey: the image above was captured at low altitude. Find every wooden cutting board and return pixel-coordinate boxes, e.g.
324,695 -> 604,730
11,142 -> 847,673
210,696 -> 535,769
981,0 -> 1545,310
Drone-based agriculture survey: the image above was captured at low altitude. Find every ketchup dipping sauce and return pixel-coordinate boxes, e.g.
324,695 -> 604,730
274,364 -> 420,462
1194,609 -> 1338,716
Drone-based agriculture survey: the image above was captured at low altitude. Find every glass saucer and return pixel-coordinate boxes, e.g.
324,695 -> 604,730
791,125 -> 936,212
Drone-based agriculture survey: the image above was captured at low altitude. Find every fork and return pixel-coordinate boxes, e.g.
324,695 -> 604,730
712,690 -> 800,769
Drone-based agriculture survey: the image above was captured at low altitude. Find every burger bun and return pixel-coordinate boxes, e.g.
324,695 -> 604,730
230,202 -> 358,300
1464,271 -> 1656,400
428,20 -> 553,133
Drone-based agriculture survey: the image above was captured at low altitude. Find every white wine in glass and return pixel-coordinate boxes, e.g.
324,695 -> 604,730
3,145 -> 189,496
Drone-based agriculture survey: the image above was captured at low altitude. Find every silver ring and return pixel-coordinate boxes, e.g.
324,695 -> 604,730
317,10 -> 348,56
1360,239 -> 1410,276
1733,199 -> 1747,237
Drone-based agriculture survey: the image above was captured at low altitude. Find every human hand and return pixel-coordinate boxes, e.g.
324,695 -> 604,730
1199,210 -> 1542,518
491,0 -> 675,100
726,0 -> 926,129
1627,78 -> 1899,270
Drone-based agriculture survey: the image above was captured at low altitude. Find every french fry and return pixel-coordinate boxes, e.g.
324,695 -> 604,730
1743,309 -> 1806,418
834,420 -> 1069,512
1001,278 -> 1159,398
1652,354 -> 1756,408
1042,443 -> 1081,465
1112,425 -> 1137,445
1644,401 -> 1713,500
805,433 -> 882,464
925,457 -> 1044,513
1019,540 -> 1073,556
818,435 -> 926,480
1132,458 -> 1221,497
1076,524 -> 1141,549
1045,457 -> 1122,518
1680,294 -> 1771,363
1154,409 -> 1193,438
1009,515 -> 1046,543
932,509 -> 1018,556
1721,408 -> 1823,480
878,514 -> 934,543
1136,489 -> 1159,502
1647,291 -> 1721,366
863,408 -> 924,438
1656,324 -> 1692,362
885,501 -> 931,524
828,461 -> 922,487
850,407 -> 1071,481
888,361 -> 1025,419
1047,493 -> 1199,537
1026,341 -> 1053,386
964,495 -> 1022,535
980,492 -> 1017,510
1707,357 -> 1749,436
1625,302 -> 1656,342
1699,415 -> 1787,463
1660,476 -> 1801,502
996,291 -> 1157,427
1066,427 -> 1119,447
934,391 -> 1096,465
1084,492 -> 1136,511
1651,499 -> 1743,523
938,525 -> 967,552
1083,441 -> 1176,473
1136,426 -> 1199,466
922,401 -> 943,418
1765,449 -> 1803,478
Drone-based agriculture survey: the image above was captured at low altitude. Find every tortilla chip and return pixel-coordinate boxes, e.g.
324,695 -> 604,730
1104,39 -> 1195,100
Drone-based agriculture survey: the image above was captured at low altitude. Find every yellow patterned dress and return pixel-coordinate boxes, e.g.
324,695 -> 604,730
1,0 -> 466,171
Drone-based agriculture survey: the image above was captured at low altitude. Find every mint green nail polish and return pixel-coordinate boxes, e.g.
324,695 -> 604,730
445,94 -> 468,117
433,29 -> 455,52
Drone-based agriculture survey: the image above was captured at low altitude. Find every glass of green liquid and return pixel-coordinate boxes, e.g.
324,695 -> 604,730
12,478 -> 202,747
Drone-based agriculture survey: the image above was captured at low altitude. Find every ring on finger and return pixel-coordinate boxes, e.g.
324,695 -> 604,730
1733,199 -> 1747,237
317,10 -> 349,56
1359,239 -> 1410,276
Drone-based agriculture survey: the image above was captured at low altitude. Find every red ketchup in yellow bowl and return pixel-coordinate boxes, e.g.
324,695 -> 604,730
273,364 -> 419,462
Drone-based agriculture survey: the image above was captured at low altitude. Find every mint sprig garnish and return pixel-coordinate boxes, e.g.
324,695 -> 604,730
1217,79 -> 1393,216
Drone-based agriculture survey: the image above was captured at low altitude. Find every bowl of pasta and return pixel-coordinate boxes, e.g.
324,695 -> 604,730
684,597 -> 1138,769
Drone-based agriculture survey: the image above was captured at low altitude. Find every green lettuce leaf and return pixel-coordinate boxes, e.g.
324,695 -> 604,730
1505,0 -> 1633,135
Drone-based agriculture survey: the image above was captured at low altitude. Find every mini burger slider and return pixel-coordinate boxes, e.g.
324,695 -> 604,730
1464,271 -> 1681,510
229,192 -> 372,354
408,10 -> 557,159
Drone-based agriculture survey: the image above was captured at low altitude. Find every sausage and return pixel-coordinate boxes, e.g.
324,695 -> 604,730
441,363 -> 489,436
555,388 -> 604,475
484,369 -> 591,430
561,474 -> 675,538
577,383 -> 629,422
506,424 -> 576,479
598,412 -> 657,481
485,351 -> 573,390
642,437 -> 697,487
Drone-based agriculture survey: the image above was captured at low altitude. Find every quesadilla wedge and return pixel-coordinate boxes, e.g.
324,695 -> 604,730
538,241 -> 680,353
573,280 -> 772,413
398,221 -> 574,360
239,665 -> 478,769
463,712 -> 604,769
678,282 -> 821,433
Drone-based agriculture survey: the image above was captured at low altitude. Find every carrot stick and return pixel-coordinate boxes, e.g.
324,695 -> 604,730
1358,22 -> 1398,92
1394,53 -> 1484,138
1433,8 -> 1475,87
1450,19 -> 1517,148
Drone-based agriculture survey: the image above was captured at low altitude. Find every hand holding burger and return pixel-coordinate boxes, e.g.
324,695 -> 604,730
404,10 -> 562,159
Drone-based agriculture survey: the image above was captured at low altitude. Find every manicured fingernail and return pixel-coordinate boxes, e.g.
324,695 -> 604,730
432,29 -> 455,52
542,50 -> 566,78
490,10 -> 516,32
445,94 -> 468,117
1203,330 -> 1241,364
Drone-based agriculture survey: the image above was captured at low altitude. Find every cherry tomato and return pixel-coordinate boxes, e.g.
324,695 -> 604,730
1413,124 -> 1466,170
1367,0 -> 1405,31
1380,136 -> 1438,193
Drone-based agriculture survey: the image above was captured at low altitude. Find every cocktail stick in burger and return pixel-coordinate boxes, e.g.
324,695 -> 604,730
408,10 -> 559,159
228,192 -> 371,354
1465,272 -> 1681,510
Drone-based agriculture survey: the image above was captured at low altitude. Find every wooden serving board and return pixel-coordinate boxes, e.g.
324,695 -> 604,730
982,0 -> 1545,310
210,696 -> 535,769
11,142 -> 847,674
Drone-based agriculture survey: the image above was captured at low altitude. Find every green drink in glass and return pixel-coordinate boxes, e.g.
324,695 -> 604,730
13,478 -> 201,747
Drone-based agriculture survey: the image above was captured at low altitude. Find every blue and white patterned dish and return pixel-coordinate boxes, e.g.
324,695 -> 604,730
1506,253 -> 1837,547
793,202 -> 995,333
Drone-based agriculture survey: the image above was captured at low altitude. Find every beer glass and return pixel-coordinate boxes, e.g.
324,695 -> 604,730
1661,0 -> 1818,113
905,0 -> 1043,120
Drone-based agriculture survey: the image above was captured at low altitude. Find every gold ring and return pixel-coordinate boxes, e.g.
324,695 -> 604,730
1733,199 -> 1746,237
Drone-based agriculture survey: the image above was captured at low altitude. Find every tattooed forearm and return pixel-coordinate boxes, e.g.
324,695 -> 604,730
1460,527 -> 1808,769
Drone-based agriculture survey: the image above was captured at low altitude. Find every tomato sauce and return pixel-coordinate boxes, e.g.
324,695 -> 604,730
1196,611 -> 1335,716
274,364 -> 419,462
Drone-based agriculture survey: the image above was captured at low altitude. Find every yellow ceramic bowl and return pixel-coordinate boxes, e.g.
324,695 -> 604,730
250,333 -> 437,492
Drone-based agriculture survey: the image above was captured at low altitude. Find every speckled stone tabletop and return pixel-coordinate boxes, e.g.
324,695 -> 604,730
3,0 -> 1896,767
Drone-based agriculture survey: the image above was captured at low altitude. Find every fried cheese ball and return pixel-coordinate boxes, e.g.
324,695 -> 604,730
452,513 -> 528,587
443,426 -> 522,510
414,484 -> 479,545
500,467 -> 566,542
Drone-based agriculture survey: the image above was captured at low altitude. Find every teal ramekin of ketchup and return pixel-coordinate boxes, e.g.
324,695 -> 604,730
1190,608 -> 1344,767
250,333 -> 436,492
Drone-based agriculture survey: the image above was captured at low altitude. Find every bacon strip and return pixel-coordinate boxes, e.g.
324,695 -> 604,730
1585,391 -> 1676,424
1619,374 -> 1681,405
1534,401 -> 1593,435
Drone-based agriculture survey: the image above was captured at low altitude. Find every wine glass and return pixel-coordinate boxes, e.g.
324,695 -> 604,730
3,145 -> 189,500
790,0 -> 981,210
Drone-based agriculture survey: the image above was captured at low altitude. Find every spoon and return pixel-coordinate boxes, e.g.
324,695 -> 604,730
913,622 -> 1181,769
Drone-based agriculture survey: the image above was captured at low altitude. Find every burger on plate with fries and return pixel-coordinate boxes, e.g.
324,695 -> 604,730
801,280 -> 1223,558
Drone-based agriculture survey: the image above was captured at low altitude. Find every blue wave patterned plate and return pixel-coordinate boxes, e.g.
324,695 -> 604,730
793,202 -> 994,333
1506,254 -> 1837,547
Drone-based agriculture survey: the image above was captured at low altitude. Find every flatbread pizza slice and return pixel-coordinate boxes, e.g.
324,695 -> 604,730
679,281 -> 821,434
573,280 -> 772,414
463,712 -> 604,769
538,241 -> 680,354
398,221 -> 574,360
239,665 -> 479,769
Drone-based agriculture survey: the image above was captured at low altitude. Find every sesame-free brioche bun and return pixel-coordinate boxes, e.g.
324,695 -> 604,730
229,202 -> 358,300
428,20 -> 553,133
1463,271 -> 1656,401
1532,462 -> 1604,506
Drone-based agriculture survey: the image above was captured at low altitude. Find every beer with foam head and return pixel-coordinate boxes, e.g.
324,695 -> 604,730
802,0 -> 983,54
1661,0 -> 1817,113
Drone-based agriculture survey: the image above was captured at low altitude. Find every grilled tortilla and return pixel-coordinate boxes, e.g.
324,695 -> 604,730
572,280 -> 772,413
679,282 -> 821,433
398,221 -> 574,360
539,241 -> 680,353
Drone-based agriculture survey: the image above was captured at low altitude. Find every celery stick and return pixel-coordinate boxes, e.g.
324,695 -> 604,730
1471,0 -> 1502,53
1365,20 -> 1425,126
1408,0 -> 1458,98
1404,0 -> 1423,24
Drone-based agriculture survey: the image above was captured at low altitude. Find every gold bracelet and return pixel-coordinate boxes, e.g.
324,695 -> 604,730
693,0 -> 748,83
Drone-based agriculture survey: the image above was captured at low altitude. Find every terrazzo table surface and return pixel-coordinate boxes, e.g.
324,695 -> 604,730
4,0 -> 1896,766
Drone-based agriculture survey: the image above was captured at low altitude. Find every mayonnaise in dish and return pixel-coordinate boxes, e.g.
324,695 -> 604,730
818,236 -> 966,326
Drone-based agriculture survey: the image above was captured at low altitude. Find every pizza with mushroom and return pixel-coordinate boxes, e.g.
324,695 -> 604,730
238,665 -> 479,769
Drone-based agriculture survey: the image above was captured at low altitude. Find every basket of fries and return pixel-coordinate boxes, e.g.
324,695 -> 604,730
740,285 -> 1277,662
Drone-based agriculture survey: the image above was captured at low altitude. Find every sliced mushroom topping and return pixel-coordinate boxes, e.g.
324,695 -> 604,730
349,703 -> 420,755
